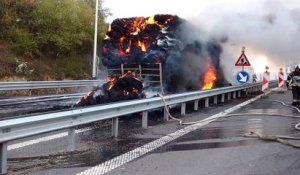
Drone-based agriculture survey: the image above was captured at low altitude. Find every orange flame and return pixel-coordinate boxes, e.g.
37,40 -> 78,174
201,61 -> 217,90
126,40 -> 132,54
107,71 -> 140,92
131,17 -> 145,35
138,41 -> 147,52
119,36 -> 126,45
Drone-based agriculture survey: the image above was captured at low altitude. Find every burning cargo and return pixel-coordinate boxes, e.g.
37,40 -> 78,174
76,14 -> 227,106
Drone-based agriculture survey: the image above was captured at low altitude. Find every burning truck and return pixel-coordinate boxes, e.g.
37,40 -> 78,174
76,14 -> 228,106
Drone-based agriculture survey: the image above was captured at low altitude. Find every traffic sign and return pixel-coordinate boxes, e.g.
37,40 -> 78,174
236,71 -> 250,84
235,47 -> 251,66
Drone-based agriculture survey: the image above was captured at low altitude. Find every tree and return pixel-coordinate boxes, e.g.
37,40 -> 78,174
0,0 -> 109,57
32,0 -> 94,56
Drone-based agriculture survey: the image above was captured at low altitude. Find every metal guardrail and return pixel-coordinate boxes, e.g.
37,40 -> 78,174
0,80 -> 105,91
0,81 -> 277,173
0,80 -> 105,95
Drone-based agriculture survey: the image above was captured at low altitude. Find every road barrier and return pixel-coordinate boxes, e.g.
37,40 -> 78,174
0,80 -> 105,96
262,72 -> 270,93
278,68 -> 284,91
0,81 -> 277,174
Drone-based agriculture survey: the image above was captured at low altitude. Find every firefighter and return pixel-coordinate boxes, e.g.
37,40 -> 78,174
289,65 -> 300,105
285,70 -> 297,90
286,72 -> 292,89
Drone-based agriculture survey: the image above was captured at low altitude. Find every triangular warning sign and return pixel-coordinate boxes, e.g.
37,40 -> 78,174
235,49 -> 251,66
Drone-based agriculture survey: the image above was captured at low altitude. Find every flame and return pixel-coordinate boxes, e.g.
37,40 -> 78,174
147,16 -> 155,24
107,71 -> 140,92
201,61 -> 217,90
133,88 -> 139,93
108,77 -> 117,90
126,40 -> 131,54
131,17 -> 145,35
123,90 -> 130,96
138,41 -> 147,52
119,36 -> 126,45
76,71 -> 143,106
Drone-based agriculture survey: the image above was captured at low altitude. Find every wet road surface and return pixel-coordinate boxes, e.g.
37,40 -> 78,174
104,91 -> 300,175
7,90 -> 300,175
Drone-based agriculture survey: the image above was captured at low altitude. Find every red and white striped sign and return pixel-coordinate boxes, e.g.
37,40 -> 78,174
278,68 -> 284,89
262,66 -> 270,93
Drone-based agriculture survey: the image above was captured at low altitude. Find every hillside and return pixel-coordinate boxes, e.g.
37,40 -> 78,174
0,0 -> 108,81
0,40 -> 94,81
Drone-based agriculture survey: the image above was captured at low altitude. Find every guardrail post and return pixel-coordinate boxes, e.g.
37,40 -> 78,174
245,89 -> 249,96
205,98 -> 209,108
181,102 -> 186,116
233,91 -> 236,99
164,107 -> 169,121
227,93 -> 231,100
142,111 -> 148,128
194,100 -> 199,111
29,89 -> 32,96
56,88 -> 59,94
67,128 -> 76,151
121,64 -> 124,75
221,94 -> 225,103
0,142 -> 7,174
139,65 -> 142,75
214,96 -> 218,104
238,91 -> 241,98
112,117 -> 119,137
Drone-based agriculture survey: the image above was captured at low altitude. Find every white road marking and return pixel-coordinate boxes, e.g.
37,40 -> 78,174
77,91 -> 269,175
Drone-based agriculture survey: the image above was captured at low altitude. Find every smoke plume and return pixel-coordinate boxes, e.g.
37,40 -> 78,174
188,0 -> 300,80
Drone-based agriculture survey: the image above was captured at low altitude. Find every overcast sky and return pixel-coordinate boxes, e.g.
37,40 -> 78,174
102,0 -> 300,75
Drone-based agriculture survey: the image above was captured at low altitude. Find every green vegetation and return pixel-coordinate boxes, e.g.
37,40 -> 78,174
0,0 -> 109,80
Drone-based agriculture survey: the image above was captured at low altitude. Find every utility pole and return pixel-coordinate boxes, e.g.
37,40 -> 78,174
92,0 -> 99,79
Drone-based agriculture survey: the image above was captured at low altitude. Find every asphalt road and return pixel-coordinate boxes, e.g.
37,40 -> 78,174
7,90 -> 300,175
105,91 -> 300,175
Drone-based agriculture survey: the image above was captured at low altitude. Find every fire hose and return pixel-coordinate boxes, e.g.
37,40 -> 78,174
158,93 -> 300,148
